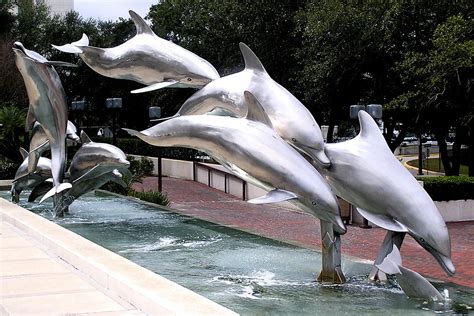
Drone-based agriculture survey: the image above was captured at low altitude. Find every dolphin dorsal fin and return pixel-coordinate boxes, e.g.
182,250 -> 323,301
129,10 -> 154,35
19,147 -> 28,160
244,91 -> 273,128
358,110 -> 385,143
80,131 -> 92,144
239,43 -> 266,73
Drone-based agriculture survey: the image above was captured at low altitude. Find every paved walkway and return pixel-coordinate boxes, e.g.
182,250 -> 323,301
134,177 -> 474,289
0,220 -> 144,315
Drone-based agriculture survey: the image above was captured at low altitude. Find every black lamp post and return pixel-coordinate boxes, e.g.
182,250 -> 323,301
149,106 -> 162,192
105,98 -> 122,145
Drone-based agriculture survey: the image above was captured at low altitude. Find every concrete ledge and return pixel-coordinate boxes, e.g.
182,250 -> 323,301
0,198 -> 237,316
0,179 -> 12,191
436,199 -> 474,222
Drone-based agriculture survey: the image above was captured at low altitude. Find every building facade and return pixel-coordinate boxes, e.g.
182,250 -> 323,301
36,0 -> 74,16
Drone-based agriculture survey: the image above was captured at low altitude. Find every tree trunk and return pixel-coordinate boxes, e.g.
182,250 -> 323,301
435,130 -> 453,176
389,126 -> 408,153
326,123 -> 335,143
470,120 -> 474,177
451,126 -> 463,176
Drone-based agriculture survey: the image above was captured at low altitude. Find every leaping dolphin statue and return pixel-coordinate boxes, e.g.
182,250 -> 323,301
66,131 -> 130,184
28,120 -> 80,173
52,10 -> 220,92
317,110 -> 454,276
377,246 -> 445,302
158,43 -> 330,167
11,148 -> 52,203
13,42 -> 74,202
124,91 -> 345,234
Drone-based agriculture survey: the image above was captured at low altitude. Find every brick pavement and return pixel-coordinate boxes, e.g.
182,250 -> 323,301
133,177 -> 474,289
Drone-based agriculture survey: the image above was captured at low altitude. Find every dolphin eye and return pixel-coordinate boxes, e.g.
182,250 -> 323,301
291,138 -> 297,142
419,237 -> 425,243
312,201 -> 317,206
187,77 -> 192,82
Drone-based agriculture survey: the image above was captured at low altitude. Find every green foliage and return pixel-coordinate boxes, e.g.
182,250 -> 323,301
129,190 -> 170,207
0,158 -> 19,179
0,103 -> 27,162
420,176 -> 474,201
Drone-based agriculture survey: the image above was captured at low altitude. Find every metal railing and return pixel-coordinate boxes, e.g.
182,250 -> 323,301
193,162 -> 247,200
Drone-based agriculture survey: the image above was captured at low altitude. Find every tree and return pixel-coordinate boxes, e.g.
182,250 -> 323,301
0,103 -> 27,162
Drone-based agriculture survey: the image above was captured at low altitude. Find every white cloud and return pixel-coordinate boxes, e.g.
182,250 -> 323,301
74,0 -> 156,21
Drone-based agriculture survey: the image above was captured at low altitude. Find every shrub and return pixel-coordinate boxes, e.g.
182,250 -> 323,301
0,158 -> 19,179
419,176 -> 474,201
129,190 -> 170,207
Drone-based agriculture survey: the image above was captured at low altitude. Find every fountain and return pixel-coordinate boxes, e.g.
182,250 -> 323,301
8,9 -> 466,313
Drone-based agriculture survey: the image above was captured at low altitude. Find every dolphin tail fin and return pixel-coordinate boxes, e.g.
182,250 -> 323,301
52,33 -> 89,54
39,183 -> 72,203
376,245 -> 402,275
122,128 -> 145,138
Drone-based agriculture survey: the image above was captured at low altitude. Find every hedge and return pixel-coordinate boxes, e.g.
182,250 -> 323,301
420,176 -> 474,201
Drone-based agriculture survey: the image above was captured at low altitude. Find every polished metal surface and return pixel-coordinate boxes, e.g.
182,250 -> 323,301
52,11 -> 220,92
124,92 -> 345,233
377,246 -> 444,302
68,131 -> 130,182
13,42 -> 71,199
28,120 -> 80,173
11,148 -> 52,202
166,43 -> 330,167
319,111 -> 454,275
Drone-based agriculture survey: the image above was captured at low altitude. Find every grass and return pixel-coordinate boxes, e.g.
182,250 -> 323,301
407,158 -> 469,175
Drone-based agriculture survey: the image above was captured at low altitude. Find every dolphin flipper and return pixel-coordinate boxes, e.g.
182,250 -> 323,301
25,106 -> 36,131
248,189 -> 298,204
72,164 -> 105,184
19,147 -> 29,160
376,245 -> 402,275
131,80 -> 178,94
356,207 -> 408,232
39,183 -> 73,203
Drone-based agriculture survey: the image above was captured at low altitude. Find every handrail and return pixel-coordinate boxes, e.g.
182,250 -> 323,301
193,162 -> 247,200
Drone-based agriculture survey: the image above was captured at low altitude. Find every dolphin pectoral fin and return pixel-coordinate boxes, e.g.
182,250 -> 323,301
131,81 -> 178,94
397,266 -> 445,301
72,164 -> 104,184
30,140 -> 49,153
46,61 -> 78,67
110,176 -> 127,188
376,245 -> 402,275
52,43 -> 84,54
356,207 -> 408,232
39,183 -> 72,203
248,189 -> 298,204
25,106 -> 36,131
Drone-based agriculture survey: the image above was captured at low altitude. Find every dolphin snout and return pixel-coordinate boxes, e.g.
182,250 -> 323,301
307,147 -> 331,168
120,159 -> 130,167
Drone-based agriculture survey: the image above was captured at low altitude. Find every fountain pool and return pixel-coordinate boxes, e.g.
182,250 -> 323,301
2,191 -> 472,315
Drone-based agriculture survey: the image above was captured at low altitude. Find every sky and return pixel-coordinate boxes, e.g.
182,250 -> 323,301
74,0 -> 157,21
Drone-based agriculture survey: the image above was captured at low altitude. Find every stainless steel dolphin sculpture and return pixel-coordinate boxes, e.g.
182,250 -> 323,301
318,110 -> 454,275
124,91 -> 345,233
377,246 -> 445,302
67,131 -> 130,183
28,120 -> 80,173
13,42 -> 74,202
160,43 -> 330,167
11,148 -> 52,203
52,10 -> 220,93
